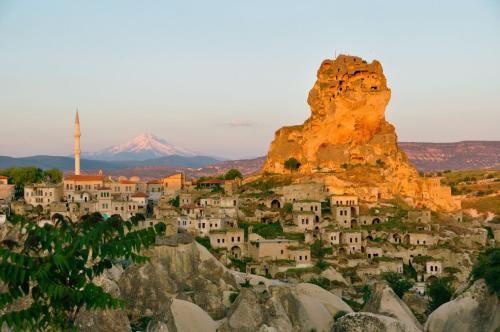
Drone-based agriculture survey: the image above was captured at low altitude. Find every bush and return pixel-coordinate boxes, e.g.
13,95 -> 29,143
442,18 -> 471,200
240,280 -> 252,288
381,272 -> 414,298
334,310 -> 348,321
195,236 -> 212,250
403,264 -> 417,280
284,158 -> 300,171
310,240 -> 331,259
471,248 -> 500,295
309,277 -> 333,290
282,202 -> 293,214
427,277 -> 454,313
229,292 -> 239,304
225,168 -> 243,180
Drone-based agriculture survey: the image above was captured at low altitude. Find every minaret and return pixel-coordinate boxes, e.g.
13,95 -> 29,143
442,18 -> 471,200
74,110 -> 81,175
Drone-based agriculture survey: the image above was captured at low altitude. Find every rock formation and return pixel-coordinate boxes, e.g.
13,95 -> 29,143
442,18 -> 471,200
424,279 -> 500,332
262,55 -> 459,211
363,283 -> 423,331
331,312 -> 421,332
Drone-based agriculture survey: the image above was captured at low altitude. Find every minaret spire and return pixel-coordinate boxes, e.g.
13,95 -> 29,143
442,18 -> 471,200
74,109 -> 81,175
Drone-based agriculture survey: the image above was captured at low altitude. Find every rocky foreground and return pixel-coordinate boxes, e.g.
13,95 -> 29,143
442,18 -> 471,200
74,234 -> 499,332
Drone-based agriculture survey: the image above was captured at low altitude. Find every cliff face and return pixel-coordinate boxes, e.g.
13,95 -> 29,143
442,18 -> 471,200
263,55 -> 459,211
263,54 -> 407,173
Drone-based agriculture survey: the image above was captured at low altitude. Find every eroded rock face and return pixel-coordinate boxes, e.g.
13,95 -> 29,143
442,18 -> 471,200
363,283 -> 423,331
75,277 -> 131,332
263,55 -> 400,173
118,241 -> 237,321
424,279 -> 500,332
332,312 -> 422,332
220,283 -> 353,332
146,299 -> 218,332
262,55 -> 459,211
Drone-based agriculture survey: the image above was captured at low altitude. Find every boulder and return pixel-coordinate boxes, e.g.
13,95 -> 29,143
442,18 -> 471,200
220,283 -> 353,332
320,267 -> 349,285
424,279 -> 500,332
76,277 -> 131,332
147,299 -> 217,332
363,283 -> 422,331
220,289 -> 264,332
332,312 -> 422,332
118,241 -> 237,320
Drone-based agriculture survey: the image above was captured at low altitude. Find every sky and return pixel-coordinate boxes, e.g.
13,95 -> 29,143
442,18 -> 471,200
0,0 -> 499,159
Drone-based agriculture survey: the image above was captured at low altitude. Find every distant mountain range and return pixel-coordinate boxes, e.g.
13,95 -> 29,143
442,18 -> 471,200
398,141 -> 500,171
0,155 -> 221,171
84,133 -> 199,161
1,141 -> 498,177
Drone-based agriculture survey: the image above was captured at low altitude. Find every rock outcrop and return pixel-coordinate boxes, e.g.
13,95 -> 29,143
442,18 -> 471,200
262,55 -> 459,211
75,274 -> 131,332
363,283 -> 422,331
331,312 -> 422,332
146,299 -> 218,332
118,239 -> 237,321
219,283 -> 353,332
424,279 -> 500,332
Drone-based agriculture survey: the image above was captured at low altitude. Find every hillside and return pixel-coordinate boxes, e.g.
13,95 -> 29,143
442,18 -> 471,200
399,141 -> 500,171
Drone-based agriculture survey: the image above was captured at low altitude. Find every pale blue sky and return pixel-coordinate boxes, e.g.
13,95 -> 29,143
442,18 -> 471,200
0,0 -> 499,159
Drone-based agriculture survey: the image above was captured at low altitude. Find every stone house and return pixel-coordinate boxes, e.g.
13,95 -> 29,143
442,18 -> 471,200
294,211 -> 316,231
331,195 -> 360,228
146,180 -> 163,202
341,232 -> 363,254
407,210 -> 431,223
209,228 -> 245,258
162,173 -> 185,195
275,183 -> 327,203
24,183 -> 63,209
63,174 -> 105,203
195,217 -> 229,237
180,204 -> 204,219
359,215 -> 383,226
131,192 -> 149,210
425,261 -> 442,278
366,246 -> 383,259
404,232 -> 436,246
0,176 -> 15,202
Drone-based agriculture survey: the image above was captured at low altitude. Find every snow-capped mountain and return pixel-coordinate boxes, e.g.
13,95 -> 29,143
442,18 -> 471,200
86,133 -> 198,161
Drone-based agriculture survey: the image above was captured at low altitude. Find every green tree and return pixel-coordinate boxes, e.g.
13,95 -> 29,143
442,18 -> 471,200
471,248 -> 500,295
381,272 -> 414,298
282,203 -> 293,214
0,167 -> 45,198
169,195 -> 180,208
224,168 -> 243,180
284,158 -> 300,171
0,213 -> 165,331
42,169 -> 62,184
427,277 -> 454,313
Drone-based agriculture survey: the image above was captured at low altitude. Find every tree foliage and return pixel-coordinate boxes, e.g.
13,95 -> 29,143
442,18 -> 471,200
472,247 -> 500,295
224,169 -> 242,180
284,158 -> 300,171
0,213 -> 165,331
426,277 -> 454,313
0,167 -> 63,198
381,272 -> 414,298
169,195 -> 180,208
